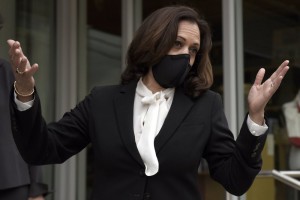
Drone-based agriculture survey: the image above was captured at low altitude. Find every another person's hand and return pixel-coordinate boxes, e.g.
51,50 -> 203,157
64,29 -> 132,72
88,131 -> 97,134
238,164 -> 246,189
248,60 -> 289,125
28,195 -> 45,200
7,39 -> 38,102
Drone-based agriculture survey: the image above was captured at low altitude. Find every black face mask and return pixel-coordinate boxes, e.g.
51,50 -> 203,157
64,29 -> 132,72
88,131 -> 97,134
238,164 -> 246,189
152,54 -> 191,88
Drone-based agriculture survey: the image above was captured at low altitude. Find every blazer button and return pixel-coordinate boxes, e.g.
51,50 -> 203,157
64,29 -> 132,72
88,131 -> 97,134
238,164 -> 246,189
139,169 -> 145,177
254,143 -> 261,151
131,193 -> 141,200
251,152 -> 257,158
143,193 -> 151,199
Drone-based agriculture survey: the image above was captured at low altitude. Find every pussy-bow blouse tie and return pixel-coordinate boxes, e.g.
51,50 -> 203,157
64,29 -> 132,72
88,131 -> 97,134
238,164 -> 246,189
136,89 -> 173,176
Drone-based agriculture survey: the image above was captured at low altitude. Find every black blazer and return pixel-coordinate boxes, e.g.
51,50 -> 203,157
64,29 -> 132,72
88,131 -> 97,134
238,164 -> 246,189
0,59 -> 48,196
10,80 -> 268,200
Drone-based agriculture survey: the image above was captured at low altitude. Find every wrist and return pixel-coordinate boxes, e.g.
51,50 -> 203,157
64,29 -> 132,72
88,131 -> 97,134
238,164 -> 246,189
249,112 -> 265,125
14,81 -> 35,102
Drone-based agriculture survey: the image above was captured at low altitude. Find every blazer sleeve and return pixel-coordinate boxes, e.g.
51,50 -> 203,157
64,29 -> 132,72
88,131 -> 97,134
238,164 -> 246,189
203,92 -> 268,196
2,59 -> 48,196
10,88 -> 92,165
28,165 -> 50,197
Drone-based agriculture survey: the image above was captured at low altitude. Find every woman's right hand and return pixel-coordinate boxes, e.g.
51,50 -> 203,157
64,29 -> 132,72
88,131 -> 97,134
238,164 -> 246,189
7,39 -> 39,102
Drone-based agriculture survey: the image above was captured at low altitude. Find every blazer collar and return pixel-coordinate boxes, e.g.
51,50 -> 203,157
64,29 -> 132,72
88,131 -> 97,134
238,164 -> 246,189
154,86 -> 194,153
114,81 -> 144,166
114,81 -> 194,165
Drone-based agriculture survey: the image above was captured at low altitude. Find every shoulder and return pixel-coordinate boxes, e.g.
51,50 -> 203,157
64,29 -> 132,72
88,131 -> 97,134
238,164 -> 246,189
201,89 -> 221,98
194,89 -> 222,103
89,80 -> 137,96
85,84 -> 124,103
73,85 -> 122,112
90,84 -> 122,96
189,90 -> 224,112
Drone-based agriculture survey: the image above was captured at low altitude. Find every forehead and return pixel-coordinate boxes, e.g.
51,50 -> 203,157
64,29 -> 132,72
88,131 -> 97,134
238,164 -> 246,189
177,20 -> 200,42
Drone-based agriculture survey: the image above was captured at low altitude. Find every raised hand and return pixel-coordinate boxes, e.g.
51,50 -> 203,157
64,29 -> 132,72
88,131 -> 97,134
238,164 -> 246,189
248,60 -> 289,125
7,39 -> 39,102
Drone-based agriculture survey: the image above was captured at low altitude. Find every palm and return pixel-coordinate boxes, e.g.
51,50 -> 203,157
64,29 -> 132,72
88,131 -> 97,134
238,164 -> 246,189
247,60 -> 289,121
248,78 -> 272,114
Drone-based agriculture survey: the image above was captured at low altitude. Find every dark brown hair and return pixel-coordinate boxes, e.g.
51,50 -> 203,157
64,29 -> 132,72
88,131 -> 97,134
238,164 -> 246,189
121,5 -> 213,98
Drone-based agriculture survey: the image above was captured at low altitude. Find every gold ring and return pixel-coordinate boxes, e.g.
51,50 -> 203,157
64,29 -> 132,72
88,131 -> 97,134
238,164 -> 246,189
16,67 -> 25,74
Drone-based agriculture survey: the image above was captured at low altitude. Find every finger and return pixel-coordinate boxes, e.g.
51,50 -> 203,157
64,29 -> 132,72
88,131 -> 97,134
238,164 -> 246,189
7,39 -> 16,48
14,41 -> 25,56
12,49 -> 23,70
15,57 -> 38,76
27,63 -> 39,77
8,41 -> 25,63
13,41 -> 25,59
269,75 -> 284,95
8,41 -> 22,67
8,40 -> 17,60
269,60 -> 289,81
254,68 -> 265,86
271,65 -> 289,90
8,40 -> 20,57
16,57 -> 28,73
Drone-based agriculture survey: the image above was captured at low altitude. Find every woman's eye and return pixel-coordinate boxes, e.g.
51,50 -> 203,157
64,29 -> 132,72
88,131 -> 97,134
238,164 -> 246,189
174,41 -> 182,48
189,48 -> 198,55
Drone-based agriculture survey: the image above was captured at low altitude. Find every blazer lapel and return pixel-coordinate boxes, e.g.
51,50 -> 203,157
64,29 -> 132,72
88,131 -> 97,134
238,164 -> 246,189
155,87 -> 194,153
114,81 -> 144,166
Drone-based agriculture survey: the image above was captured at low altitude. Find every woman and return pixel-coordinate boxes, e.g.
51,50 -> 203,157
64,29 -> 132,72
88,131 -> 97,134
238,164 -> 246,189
8,5 -> 289,200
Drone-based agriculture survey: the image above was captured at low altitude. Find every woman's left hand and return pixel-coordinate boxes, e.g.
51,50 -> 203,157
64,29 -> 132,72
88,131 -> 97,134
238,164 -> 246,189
248,60 -> 289,125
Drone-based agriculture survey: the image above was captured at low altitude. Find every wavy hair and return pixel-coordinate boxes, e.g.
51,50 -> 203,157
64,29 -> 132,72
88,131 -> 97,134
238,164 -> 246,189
121,5 -> 213,98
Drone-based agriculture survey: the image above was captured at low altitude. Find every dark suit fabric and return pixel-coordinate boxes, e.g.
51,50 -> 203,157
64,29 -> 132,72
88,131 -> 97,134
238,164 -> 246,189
10,80 -> 268,200
0,59 -> 48,198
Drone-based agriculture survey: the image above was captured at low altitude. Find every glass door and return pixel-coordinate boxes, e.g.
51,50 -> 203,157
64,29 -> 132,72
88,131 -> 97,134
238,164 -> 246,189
242,1 -> 300,199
